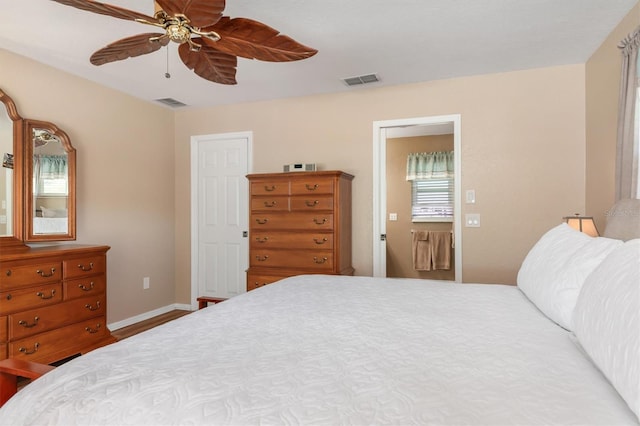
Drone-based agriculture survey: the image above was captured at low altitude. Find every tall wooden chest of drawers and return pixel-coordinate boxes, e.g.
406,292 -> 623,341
247,171 -> 354,291
0,245 -> 115,364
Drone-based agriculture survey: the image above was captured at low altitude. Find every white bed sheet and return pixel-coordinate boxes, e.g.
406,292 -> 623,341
1,275 -> 637,425
32,217 -> 67,234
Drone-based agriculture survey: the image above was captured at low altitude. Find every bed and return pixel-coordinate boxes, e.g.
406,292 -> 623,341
1,201 -> 639,425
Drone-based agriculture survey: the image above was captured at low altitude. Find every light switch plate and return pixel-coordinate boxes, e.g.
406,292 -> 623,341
465,213 -> 480,227
465,189 -> 476,204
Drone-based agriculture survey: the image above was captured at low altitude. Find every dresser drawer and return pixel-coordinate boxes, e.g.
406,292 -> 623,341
0,316 -> 6,341
290,195 -> 333,211
251,232 -> 333,250
9,317 -> 109,364
64,275 -> 106,300
63,255 -> 106,279
0,283 -> 62,315
250,196 -> 290,211
0,262 -> 62,290
250,180 -> 290,196
9,294 -> 106,340
291,178 -> 334,195
251,212 -> 334,230
246,272 -> 288,291
251,249 -> 334,270
0,344 -> 6,360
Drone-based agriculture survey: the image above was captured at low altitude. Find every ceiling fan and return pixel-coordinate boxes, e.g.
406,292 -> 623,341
51,0 -> 318,85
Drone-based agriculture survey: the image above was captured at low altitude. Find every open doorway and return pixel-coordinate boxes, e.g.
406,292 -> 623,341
373,115 -> 462,281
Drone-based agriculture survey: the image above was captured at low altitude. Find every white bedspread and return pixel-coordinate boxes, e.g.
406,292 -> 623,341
1,275 -> 637,425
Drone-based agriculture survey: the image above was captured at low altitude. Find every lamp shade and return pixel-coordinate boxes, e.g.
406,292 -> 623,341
563,214 -> 599,237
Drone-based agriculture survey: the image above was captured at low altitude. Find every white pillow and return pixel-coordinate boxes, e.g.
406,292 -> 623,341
573,239 -> 640,420
517,224 -> 622,330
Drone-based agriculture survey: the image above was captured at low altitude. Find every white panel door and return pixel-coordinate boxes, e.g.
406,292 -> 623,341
192,133 -> 250,302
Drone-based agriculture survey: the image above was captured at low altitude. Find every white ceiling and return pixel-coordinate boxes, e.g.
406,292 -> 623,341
0,0 -> 637,109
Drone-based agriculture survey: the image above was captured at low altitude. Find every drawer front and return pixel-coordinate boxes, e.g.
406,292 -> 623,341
0,284 -> 62,315
0,316 -> 6,341
290,178 -> 334,195
9,295 -> 106,340
246,273 -> 288,291
9,317 -> 109,364
251,249 -> 334,270
63,255 -> 106,279
251,180 -> 289,196
0,344 -> 6,360
290,195 -> 333,211
250,196 -> 290,212
0,262 -> 62,290
251,232 -> 333,250
64,275 -> 106,300
251,213 -> 334,230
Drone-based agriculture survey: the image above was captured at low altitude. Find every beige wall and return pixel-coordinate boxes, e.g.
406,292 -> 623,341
0,49 -> 176,323
175,63 -> 587,297
586,3 -> 639,228
386,136 -> 454,280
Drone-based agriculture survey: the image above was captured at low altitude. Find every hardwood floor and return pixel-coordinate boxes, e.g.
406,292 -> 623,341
111,310 -> 191,340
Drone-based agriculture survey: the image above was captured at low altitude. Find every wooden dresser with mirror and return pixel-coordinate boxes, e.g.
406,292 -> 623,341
0,88 -> 115,365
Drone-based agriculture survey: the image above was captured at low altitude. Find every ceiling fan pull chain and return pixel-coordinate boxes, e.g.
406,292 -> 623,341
165,46 -> 171,79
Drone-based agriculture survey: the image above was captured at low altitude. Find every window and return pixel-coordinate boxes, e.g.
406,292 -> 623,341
406,151 -> 454,223
412,177 -> 454,222
33,155 -> 68,196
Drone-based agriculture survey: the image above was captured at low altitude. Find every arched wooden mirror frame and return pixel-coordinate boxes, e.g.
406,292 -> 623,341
0,89 -> 25,250
24,119 -> 76,242
0,88 -> 76,250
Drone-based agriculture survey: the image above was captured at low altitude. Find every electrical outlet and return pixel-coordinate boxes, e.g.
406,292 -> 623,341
465,214 -> 481,227
143,277 -> 150,290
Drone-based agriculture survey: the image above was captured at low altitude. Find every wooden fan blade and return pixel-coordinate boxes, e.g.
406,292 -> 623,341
178,39 -> 237,85
156,0 -> 225,28
201,17 -> 317,62
51,0 -> 156,22
90,33 -> 169,66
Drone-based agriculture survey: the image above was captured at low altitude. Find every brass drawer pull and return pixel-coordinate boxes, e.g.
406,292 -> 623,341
255,255 -> 269,262
18,316 -> 39,328
305,184 -> 319,191
313,237 -> 328,245
313,257 -> 328,264
85,324 -> 101,334
264,185 -> 276,192
19,343 -> 40,355
313,218 -> 327,225
6,294 -> 12,300
36,268 -> 56,278
255,237 -> 269,243
85,301 -> 101,311
255,218 -> 268,225
78,282 -> 95,291
36,289 -> 56,300
305,200 -> 319,207
78,262 -> 94,272
254,282 -> 268,287
263,201 -> 277,207
5,270 -> 11,277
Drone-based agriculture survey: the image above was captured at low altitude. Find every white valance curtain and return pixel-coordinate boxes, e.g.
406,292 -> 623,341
406,151 -> 454,181
616,25 -> 640,200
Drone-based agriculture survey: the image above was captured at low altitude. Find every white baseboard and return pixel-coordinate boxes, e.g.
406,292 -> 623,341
108,303 -> 194,331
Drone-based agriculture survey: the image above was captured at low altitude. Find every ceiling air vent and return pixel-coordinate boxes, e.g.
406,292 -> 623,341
155,98 -> 187,108
342,73 -> 380,86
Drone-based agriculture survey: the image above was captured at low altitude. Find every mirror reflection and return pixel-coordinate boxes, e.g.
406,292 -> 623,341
32,129 -> 68,235
0,105 -> 12,237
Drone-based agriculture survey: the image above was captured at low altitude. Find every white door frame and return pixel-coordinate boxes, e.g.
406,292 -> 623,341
373,115 -> 462,281
190,131 -> 253,310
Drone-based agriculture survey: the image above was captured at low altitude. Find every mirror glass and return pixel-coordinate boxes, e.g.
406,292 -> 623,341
0,104 -> 13,237
25,120 -> 75,242
31,129 -> 68,235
